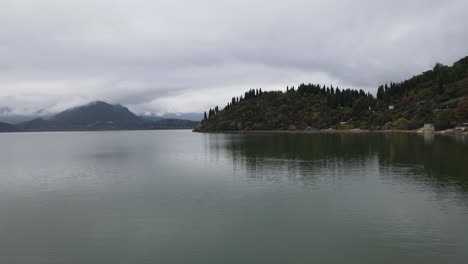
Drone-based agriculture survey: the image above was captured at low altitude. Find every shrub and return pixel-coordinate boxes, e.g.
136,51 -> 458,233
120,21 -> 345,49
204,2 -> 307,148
408,109 -> 434,128
392,117 -> 409,130
407,119 -> 423,130
455,99 -> 468,121
434,109 -> 455,130
338,124 -> 355,130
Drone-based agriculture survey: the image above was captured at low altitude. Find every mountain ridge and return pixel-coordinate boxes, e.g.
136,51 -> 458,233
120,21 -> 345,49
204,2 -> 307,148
0,122 -> 18,132
1,101 -> 200,132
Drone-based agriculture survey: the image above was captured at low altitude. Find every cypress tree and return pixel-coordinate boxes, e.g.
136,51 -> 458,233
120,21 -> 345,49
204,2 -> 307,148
377,86 -> 384,100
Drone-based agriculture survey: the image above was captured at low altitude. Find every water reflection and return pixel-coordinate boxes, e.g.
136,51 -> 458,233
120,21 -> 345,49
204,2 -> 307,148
0,131 -> 467,263
206,133 -> 468,192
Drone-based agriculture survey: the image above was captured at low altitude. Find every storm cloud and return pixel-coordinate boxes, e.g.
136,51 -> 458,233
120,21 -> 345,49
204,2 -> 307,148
1,0 -> 468,115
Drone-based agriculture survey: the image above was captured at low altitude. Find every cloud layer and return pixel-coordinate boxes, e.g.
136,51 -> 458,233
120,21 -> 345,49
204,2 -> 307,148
1,0 -> 468,115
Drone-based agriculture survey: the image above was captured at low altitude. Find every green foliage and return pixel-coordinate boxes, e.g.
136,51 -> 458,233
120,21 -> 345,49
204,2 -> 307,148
196,56 -> 468,132
434,110 -> 455,131
392,118 -> 409,130
338,124 -> 355,130
456,99 -> 468,121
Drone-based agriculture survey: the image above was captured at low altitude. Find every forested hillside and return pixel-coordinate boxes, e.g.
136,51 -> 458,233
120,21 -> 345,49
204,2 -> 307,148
196,56 -> 468,132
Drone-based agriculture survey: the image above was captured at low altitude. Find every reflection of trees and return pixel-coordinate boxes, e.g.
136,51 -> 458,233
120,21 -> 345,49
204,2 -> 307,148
207,133 -> 379,186
376,133 -> 468,192
206,133 -> 468,192
380,133 -> 468,177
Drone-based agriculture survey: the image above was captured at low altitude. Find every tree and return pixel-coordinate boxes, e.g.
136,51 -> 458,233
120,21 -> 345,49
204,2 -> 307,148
203,111 -> 207,121
377,86 -> 384,100
455,99 -> 468,121
433,62 -> 451,94
392,117 -> 409,130
434,110 -> 454,130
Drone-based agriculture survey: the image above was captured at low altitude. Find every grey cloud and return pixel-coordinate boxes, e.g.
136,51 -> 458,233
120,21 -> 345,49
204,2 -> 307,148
0,0 -> 467,115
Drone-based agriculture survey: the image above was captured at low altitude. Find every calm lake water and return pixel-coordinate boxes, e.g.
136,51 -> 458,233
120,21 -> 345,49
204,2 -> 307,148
0,130 -> 467,263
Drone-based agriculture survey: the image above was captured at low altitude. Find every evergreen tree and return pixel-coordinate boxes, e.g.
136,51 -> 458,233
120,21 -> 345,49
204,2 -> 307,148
377,86 -> 384,100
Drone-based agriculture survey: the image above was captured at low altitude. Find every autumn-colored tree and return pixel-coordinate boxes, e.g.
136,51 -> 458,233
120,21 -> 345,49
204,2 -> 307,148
455,99 -> 468,121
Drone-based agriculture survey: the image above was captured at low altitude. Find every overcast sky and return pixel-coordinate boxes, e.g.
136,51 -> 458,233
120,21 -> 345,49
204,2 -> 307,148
1,0 -> 468,115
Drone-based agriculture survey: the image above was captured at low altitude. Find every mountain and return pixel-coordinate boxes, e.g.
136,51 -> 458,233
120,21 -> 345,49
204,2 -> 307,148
140,115 -> 164,122
160,112 -> 203,121
0,107 -> 55,124
140,112 -> 203,122
12,101 -> 200,131
196,56 -> 468,132
17,118 -> 53,131
0,122 -> 17,132
17,101 -> 145,131
0,114 -> 52,125
149,118 -> 200,128
48,101 -> 144,130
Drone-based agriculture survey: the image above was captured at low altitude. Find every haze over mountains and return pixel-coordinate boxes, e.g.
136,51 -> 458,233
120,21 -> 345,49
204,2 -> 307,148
0,122 -> 17,132
0,101 -> 200,132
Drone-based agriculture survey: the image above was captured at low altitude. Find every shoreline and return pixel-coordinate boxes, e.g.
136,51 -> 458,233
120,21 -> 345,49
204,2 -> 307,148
0,128 -> 195,134
193,128 -> 468,136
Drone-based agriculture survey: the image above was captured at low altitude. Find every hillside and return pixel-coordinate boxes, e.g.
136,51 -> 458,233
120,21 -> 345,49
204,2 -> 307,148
0,122 -> 18,132
195,56 -> 468,132
17,101 -> 144,131
49,101 -> 143,127
10,101 -> 200,132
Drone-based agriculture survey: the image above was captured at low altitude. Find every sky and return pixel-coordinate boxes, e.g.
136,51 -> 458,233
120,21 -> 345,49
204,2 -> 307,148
1,0 -> 468,116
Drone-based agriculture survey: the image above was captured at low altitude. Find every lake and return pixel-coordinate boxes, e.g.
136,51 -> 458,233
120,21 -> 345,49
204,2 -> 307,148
0,130 -> 467,263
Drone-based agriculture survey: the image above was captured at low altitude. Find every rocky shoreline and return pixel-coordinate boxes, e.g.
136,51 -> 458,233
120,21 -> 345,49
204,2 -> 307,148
193,127 -> 468,136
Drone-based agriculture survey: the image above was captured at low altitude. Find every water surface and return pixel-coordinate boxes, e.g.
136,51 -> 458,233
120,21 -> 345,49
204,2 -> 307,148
0,131 -> 467,263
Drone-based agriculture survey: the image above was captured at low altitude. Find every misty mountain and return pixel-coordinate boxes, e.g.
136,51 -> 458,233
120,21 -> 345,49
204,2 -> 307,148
139,115 -> 164,122
0,114 -> 53,125
159,112 -> 203,121
49,101 -> 144,129
0,106 -> 54,124
10,101 -> 199,131
17,101 -> 144,131
141,112 -> 203,122
0,110 -> 203,125
148,118 -> 200,128
0,122 -> 17,132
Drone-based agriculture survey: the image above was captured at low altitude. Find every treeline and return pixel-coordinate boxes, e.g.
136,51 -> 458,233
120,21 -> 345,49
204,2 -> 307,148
295,83 -> 372,109
198,56 -> 468,131
203,84 -> 374,121
204,89 -> 264,121
377,57 -> 468,101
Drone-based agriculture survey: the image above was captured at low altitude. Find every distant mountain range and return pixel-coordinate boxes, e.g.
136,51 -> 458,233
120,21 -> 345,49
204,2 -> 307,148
0,101 -> 200,132
157,112 -> 203,121
0,122 -> 17,132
